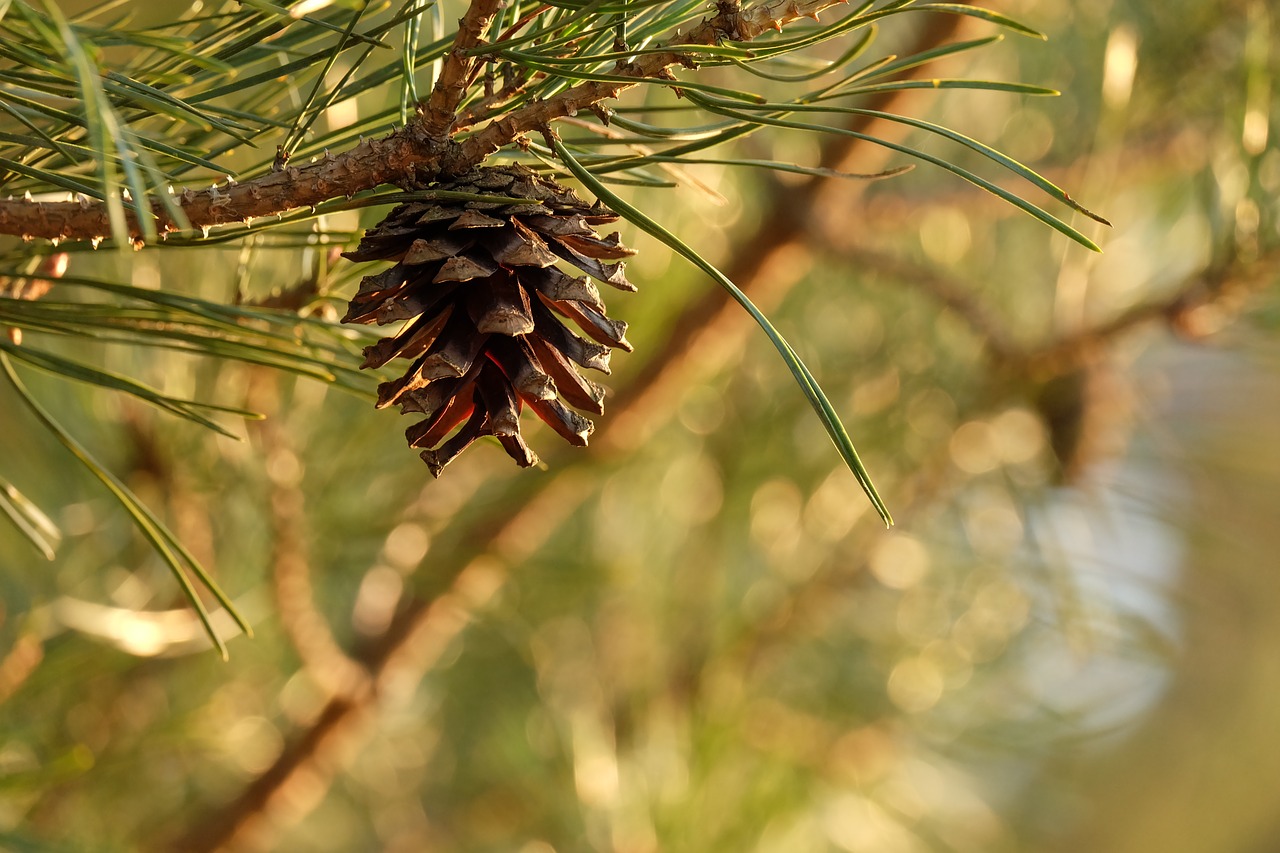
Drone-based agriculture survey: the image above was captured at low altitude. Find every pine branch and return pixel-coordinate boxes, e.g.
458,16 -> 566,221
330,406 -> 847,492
0,0 -> 851,243
417,0 -> 504,137
0,133 -> 429,243
446,0 -> 860,168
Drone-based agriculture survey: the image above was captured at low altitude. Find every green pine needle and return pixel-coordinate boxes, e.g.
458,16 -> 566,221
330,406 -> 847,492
553,136 -> 894,527
0,472 -> 61,560
0,353 -> 249,658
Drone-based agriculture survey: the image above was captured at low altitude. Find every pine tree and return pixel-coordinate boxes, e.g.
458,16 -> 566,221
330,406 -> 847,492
4,3 -> 1279,852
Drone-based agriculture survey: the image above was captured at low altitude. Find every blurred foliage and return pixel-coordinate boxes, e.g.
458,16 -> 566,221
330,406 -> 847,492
1,0 -> 1278,852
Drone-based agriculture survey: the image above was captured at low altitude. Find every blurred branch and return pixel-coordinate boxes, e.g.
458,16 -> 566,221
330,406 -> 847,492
167,12 -> 976,852
827,234 -> 1280,379
0,629 -> 43,706
817,241 -> 1022,363
1016,248 -> 1280,376
170,691 -> 373,853
45,597 -> 243,657
652,204 -> 1280,750
237,257 -> 370,693
247,370 -> 371,699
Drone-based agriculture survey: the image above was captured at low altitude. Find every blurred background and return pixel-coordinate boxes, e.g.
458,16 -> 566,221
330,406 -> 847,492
1,0 -> 1279,851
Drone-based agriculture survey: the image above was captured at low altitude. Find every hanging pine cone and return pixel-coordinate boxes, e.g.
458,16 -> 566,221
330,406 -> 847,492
342,164 -> 635,476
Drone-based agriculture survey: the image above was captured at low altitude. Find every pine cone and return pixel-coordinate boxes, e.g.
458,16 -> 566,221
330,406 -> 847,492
342,165 -> 635,476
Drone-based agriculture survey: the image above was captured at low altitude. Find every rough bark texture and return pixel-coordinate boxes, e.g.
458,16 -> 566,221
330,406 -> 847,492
418,0 -> 505,138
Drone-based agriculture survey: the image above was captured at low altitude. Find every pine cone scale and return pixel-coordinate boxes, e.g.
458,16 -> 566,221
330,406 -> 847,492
467,274 -> 536,336
484,220 -> 560,267
525,334 -> 606,415
545,242 -> 634,291
360,308 -> 452,369
433,252 -> 498,283
521,213 -> 596,237
403,235 -> 471,264
450,209 -> 506,229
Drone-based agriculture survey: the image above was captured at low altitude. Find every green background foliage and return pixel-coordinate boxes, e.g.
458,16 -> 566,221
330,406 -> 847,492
0,0 -> 1278,851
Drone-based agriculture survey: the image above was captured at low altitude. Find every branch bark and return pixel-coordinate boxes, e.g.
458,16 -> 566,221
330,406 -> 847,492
0,133 -> 433,244
0,629 -> 43,706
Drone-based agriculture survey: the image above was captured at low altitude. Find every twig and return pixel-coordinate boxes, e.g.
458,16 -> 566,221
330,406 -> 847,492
417,0 -> 506,137
821,226 -> 1280,381
453,75 -> 532,131
817,241 -> 1021,362
444,0 -> 851,171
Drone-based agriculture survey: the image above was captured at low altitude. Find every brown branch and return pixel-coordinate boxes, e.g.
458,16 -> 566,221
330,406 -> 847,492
0,0 -> 853,243
0,629 -> 43,706
0,133 -> 434,243
417,0 -> 506,138
168,690 -> 374,853
247,371 -> 371,699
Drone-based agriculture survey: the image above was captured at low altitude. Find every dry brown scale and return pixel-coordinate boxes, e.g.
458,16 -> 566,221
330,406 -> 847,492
342,164 -> 636,475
